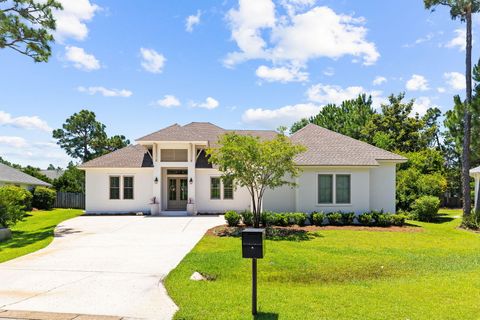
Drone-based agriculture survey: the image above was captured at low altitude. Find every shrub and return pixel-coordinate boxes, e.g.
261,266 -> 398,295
411,196 -> 440,222
358,213 -> 373,226
391,214 -> 407,227
224,210 -> 241,227
0,185 -> 32,211
376,213 -> 392,227
271,213 -> 289,227
292,212 -> 308,227
327,212 -> 342,225
341,212 -> 355,225
0,186 -> 28,228
370,210 -> 383,224
241,210 -> 254,226
32,187 -> 56,210
260,211 -> 273,227
310,212 -> 325,226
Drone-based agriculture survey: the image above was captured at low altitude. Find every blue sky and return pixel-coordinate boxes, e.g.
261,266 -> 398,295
0,0 -> 474,168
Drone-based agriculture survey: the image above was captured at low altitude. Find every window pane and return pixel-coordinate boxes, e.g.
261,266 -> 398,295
110,177 -> 120,200
211,177 -> 220,199
169,179 -> 177,200
180,179 -> 188,201
161,149 -> 188,162
223,178 -> 233,200
336,175 -> 351,204
318,175 -> 333,204
123,176 -> 134,200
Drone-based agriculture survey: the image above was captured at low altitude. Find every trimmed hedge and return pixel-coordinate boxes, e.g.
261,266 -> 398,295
225,210 -> 241,227
0,185 -> 29,228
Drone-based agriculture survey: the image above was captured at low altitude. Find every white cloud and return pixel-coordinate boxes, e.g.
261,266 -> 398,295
0,111 -> 52,132
140,48 -> 166,74
445,28 -> 466,51
437,87 -> 446,93
280,0 -> 317,16
323,67 -> 335,76
186,10 -> 201,32
192,97 -> 220,110
242,103 -> 321,128
54,0 -> 100,42
412,97 -> 437,117
0,136 -> 28,148
155,95 -> 181,108
444,72 -> 466,90
373,76 -> 387,86
406,74 -> 429,91
255,65 -> 308,82
224,2 -> 379,70
64,46 -> 100,71
77,86 -> 133,97
306,83 -> 384,107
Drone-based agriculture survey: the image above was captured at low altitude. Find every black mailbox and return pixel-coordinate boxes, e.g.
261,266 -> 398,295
242,228 -> 265,259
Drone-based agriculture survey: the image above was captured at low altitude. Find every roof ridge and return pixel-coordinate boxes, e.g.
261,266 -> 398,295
135,123 -> 180,141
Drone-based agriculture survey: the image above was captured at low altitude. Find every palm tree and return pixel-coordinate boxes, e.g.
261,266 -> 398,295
424,0 -> 480,219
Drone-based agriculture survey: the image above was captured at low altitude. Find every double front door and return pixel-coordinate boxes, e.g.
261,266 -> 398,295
167,178 -> 188,210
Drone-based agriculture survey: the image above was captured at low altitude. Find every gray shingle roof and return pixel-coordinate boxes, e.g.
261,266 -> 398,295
291,124 -> 406,166
136,122 -> 278,144
0,163 -> 51,186
80,122 -> 405,169
79,145 -> 153,169
40,169 -> 65,180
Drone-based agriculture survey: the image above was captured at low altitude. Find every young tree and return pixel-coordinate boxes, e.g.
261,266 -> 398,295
52,162 -> 85,193
207,133 -> 306,228
425,0 -> 480,218
0,0 -> 62,62
53,110 -> 130,162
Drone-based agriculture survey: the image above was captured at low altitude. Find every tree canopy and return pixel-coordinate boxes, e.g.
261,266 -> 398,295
0,0 -> 62,62
53,110 -> 130,163
207,133 -> 305,227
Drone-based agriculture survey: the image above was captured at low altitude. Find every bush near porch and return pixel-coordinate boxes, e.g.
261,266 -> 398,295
165,209 -> 480,319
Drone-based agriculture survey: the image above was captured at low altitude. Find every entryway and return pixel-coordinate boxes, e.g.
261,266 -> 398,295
167,177 -> 188,210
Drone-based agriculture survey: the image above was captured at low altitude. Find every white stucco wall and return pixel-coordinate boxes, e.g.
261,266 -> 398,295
369,163 -> 397,213
294,167 -> 371,214
85,168 -> 153,214
263,184 -> 296,212
195,169 -> 251,213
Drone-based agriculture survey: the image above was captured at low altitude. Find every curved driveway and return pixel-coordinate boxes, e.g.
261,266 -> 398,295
0,215 -> 225,320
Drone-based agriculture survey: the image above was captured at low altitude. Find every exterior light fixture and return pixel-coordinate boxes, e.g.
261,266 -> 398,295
154,177 -> 159,184
189,178 -> 193,184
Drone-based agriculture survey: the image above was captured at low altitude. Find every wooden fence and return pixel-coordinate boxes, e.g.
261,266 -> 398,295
54,192 -> 85,209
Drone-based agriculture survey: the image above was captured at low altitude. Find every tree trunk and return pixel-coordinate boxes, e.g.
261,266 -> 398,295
462,7 -> 473,218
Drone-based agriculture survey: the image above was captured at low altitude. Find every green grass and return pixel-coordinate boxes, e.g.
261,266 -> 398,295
165,209 -> 480,320
0,209 -> 83,263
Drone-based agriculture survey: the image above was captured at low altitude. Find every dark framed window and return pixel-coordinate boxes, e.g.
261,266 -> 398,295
336,175 -> 351,204
109,176 -> 120,200
210,177 -> 221,199
161,149 -> 188,162
123,176 -> 134,200
318,174 -> 333,204
223,178 -> 233,200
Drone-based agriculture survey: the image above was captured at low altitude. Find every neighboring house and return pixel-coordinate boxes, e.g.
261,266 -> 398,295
40,169 -> 65,181
0,163 -> 51,189
79,122 -> 406,215
470,166 -> 480,212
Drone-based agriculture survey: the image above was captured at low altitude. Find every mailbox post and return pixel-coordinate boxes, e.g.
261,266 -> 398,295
242,228 -> 266,315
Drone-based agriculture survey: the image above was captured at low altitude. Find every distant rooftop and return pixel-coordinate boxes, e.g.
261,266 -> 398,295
0,163 -> 51,187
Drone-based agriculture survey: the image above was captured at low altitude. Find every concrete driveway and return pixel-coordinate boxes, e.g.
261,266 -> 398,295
0,215 -> 225,320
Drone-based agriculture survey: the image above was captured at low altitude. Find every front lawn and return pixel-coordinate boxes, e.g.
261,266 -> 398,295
0,209 -> 83,263
165,209 -> 480,319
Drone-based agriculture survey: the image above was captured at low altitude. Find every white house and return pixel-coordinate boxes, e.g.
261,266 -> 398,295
79,122 -> 407,215
470,166 -> 480,212
0,163 -> 51,189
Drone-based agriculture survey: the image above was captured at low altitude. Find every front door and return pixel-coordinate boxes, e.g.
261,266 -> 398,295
167,178 -> 188,210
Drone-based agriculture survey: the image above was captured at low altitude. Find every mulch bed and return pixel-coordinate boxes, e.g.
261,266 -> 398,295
207,224 -> 423,239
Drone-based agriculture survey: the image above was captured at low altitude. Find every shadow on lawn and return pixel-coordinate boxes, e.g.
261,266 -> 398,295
431,213 -> 456,224
1,226 -> 54,249
254,312 -> 279,320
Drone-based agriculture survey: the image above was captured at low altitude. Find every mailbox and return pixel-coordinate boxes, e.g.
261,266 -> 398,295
242,228 -> 265,259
